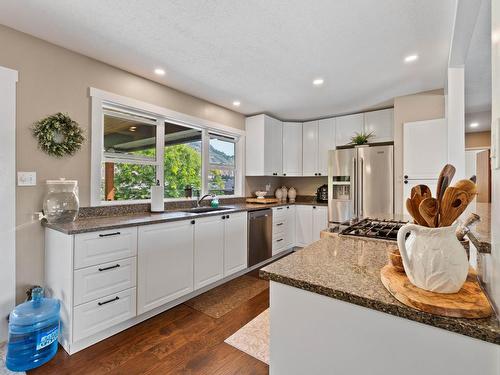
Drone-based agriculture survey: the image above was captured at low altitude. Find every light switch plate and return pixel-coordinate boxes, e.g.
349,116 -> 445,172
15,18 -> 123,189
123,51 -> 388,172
17,171 -> 36,186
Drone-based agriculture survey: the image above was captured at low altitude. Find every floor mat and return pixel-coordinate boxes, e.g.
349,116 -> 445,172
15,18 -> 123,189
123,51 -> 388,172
224,309 -> 269,365
184,275 -> 269,319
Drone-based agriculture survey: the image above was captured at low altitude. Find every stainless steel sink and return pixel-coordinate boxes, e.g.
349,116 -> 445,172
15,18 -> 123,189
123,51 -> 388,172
181,206 -> 232,214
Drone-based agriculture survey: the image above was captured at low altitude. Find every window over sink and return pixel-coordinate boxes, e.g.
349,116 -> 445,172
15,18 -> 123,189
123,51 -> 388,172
90,88 -> 244,206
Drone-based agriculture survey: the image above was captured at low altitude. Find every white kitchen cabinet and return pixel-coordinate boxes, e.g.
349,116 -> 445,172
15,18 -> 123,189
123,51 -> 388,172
246,114 -> 283,176
295,205 -> 313,247
223,212 -> 248,277
282,122 -> 303,176
285,205 -> 296,249
364,108 -> 394,143
194,215 -> 225,289
138,220 -> 194,314
336,113 -> 364,147
312,206 -> 328,241
318,118 -> 336,175
302,121 -> 319,176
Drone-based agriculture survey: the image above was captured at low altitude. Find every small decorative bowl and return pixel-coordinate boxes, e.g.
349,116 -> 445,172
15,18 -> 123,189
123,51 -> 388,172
387,246 -> 405,273
255,191 -> 267,199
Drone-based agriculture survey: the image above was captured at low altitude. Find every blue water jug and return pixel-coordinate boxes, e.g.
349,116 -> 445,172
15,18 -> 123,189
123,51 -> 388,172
6,287 -> 60,372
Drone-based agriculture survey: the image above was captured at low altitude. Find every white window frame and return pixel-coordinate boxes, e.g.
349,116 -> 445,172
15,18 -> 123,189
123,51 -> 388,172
90,88 -> 245,206
207,133 -> 238,195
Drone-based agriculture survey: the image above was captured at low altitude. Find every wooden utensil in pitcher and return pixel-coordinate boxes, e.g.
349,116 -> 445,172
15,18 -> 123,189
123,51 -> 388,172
406,198 -> 427,226
436,164 -> 456,203
439,187 -> 469,227
453,179 -> 477,204
408,185 -> 432,226
419,197 -> 439,227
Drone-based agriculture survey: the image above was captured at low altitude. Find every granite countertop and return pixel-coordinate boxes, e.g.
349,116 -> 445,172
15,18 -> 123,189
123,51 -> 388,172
43,200 -> 328,235
260,235 -> 500,345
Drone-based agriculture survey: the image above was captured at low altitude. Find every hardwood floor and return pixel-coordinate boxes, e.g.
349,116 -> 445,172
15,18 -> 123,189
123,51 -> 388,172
30,270 -> 269,375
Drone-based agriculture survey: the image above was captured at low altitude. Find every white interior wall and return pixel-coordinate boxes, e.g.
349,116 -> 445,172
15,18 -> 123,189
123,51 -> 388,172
0,66 -> 17,342
447,67 -> 466,179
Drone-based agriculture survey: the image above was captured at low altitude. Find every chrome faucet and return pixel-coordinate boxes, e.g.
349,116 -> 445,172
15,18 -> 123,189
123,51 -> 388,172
197,194 -> 214,207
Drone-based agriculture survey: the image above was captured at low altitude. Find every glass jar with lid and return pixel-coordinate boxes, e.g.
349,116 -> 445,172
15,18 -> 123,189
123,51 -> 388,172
42,179 -> 79,223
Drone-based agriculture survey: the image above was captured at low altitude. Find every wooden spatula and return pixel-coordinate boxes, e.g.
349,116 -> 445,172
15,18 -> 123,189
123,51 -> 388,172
436,164 -> 456,203
406,198 -> 427,226
419,197 -> 439,227
454,179 -> 477,204
439,187 -> 468,227
411,184 -> 432,200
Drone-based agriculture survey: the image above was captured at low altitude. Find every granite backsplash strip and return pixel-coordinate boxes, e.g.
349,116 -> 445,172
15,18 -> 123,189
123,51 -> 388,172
77,195 -> 320,218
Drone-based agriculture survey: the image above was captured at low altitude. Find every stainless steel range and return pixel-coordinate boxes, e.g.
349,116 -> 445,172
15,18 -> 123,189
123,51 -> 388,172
335,218 -> 408,241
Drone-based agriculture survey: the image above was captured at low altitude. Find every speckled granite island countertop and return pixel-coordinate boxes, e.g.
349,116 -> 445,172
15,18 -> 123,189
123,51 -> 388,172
260,235 -> 500,345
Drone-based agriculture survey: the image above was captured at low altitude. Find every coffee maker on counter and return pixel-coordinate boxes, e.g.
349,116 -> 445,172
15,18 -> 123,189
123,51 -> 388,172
316,184 -> 328,203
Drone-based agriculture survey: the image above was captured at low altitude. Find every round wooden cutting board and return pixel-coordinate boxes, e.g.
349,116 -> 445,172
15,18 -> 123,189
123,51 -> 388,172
380,265 -> 493,319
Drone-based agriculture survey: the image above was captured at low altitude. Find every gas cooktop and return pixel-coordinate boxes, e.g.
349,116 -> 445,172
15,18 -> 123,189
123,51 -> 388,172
340,218 -> 409,241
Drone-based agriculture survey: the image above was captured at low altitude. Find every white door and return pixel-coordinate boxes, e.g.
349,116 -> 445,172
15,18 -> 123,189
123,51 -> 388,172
285,205 -> 296,248
312,206 -> 328,241
303,121 -> 319,176
403,119 -> 447,180
295,205 -> 313,247
336,113 -> 364,147
364,108 -> 394,143
283,122 -> 303,176
137,220 -> 194,314
194,215 -> 225,289
223,212 -> 248,277
318,118 -> 336,176
465,149 -> 482,179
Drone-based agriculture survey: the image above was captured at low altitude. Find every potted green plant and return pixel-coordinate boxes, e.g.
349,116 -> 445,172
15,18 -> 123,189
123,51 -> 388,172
350,131 -> 374,146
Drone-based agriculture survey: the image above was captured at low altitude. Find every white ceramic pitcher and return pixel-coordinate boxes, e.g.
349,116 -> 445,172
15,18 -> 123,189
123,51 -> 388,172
397,223 -> 469,293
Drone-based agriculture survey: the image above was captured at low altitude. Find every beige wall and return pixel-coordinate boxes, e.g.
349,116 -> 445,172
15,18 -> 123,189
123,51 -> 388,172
0,25 -> 245,301
465,131 -> 491,149
393,89 -> 446,213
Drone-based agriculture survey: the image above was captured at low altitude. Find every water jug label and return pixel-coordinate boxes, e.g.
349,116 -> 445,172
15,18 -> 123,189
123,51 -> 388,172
36,326 -> 59,350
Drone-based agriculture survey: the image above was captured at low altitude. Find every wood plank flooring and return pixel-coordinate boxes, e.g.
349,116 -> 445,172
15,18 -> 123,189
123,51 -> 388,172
29,270 -> 269,375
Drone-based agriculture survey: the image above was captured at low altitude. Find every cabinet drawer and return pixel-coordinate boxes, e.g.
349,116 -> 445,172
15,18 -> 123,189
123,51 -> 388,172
273,218 -> 286,235
272,235 -> 286,254
74,228 -> 137,269
73,288 -> 136,342
272,206 -> 287,219
74,257 -> 137,306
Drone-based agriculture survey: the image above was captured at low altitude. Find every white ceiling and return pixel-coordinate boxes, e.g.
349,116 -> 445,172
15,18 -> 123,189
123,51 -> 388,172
0,0 -> 456,121
464,0 -> 492,132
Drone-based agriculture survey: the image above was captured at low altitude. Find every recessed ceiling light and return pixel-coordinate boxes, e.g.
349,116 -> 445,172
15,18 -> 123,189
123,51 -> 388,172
470,122 -> 479,128
232,100 -> 241,107
129,126 -> 137,132
154,68 -> 165,76
404,54 -> 419,63
313,78 -> 324,86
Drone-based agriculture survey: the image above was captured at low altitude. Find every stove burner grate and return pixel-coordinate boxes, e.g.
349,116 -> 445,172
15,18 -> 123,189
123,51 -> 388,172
340,218 -> 409,241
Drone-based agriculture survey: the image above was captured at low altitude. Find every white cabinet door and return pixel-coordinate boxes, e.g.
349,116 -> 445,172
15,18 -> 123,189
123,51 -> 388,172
403,119 -> 447,179
312,206 -> 328,241
283,122 -> 303,176
336,113 -> 364,147
265,116 -> 283,176
224,212 -> 248,277
364,108 -> 394,143
295,205 -> 313,247
137,220 -> 194,314
194,215 -> 225,289
318,118 -> 336,176
246,114 -> 282,176
285,205 -> 296,248
303,121 -> 319,176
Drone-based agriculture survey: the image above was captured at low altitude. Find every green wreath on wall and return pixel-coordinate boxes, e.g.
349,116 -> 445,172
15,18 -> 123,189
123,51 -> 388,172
32,112 -> 85,157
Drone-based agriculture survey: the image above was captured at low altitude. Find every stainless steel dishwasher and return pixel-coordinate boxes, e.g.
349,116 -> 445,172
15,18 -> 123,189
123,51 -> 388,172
248,209 -> 273,267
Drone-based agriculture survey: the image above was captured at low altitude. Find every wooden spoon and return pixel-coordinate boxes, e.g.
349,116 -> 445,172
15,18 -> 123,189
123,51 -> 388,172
439,187 -> 469,227
436,164 -> 456,203
419,197 -> 439,228
406,198 -> 427,226
411,184 -> 432,200
454,179 -> 477,204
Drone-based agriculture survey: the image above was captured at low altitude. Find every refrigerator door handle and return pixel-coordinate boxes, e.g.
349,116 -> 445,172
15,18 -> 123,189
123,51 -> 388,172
353,157 -> 357,217
359,157 -> 364,217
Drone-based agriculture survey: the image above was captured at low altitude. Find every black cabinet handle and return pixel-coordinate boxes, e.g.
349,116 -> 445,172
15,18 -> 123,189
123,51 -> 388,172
98,264 -> 120,272
318,173 -> 322,176
313,206 -> 316,209
277,239 -> 283,242
226,215 -> 230,219
191,220 -> 196,224
276,223 -> 284,226
99,232 -> 121,237
98,296 -> 119,306
283,173 -> 286,176
404,175 -> 408,179
222,215 -> 226,219
277,207 -> 283,210
404,180 -> 408,184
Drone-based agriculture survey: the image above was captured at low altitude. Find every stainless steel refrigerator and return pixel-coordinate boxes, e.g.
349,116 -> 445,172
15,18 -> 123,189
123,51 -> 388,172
328,145 -> 394,223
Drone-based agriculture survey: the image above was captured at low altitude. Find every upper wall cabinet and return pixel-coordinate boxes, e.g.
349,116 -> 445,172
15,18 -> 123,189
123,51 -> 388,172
302,119 -> 336,176
318,118 -> 336,175
246,114 -> 283,176
364,108 -> 394,143
282,122 -> 303,176
336,113 -> 364,147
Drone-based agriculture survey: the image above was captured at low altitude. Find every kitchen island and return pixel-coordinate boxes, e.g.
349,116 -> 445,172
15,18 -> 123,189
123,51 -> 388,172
260,235 -> 500,375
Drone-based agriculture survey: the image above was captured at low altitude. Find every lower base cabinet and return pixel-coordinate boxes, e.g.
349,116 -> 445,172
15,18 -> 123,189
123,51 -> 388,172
223,212 -> 248,276
194,215 -> 225,289
295,205 -> 328,247
138,220 -> 195,314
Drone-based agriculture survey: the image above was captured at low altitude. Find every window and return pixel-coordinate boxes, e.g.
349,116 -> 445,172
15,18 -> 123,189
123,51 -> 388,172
91,89 -> 243,205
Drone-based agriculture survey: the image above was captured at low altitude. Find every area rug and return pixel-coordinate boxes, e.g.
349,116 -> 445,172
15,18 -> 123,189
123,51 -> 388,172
184,275 -> 269,319
225,309 -> 269,365
0,343 -> 26,375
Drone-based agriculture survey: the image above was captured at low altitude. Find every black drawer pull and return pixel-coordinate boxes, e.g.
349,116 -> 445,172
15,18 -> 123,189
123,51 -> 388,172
98,264 -> 120,272
99,232 -> 121,237
277,239 -> 284,242
226,215 -> 230,219
98,296 -> 120,306
276,223 -> 284,226
277,207 -> 283,210
191,220 -> 196,224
